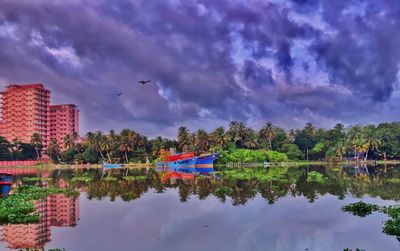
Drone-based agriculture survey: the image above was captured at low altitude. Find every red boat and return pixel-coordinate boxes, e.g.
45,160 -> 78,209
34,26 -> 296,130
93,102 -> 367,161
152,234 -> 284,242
161,171 -> 195,183
162,152 -> 196,162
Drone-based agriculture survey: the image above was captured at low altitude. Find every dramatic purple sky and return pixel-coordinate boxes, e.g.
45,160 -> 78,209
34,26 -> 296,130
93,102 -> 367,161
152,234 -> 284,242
1,0 -> 400,137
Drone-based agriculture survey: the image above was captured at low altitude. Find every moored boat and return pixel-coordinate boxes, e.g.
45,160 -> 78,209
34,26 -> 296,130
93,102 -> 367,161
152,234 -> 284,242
103,162 -> 124,169
156,152 -> 218,173
0,172 -> 12,196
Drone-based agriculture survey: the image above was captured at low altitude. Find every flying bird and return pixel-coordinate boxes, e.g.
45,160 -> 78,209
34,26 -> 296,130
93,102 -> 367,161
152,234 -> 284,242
116,92 -> 123,96
139,80 -> 151,85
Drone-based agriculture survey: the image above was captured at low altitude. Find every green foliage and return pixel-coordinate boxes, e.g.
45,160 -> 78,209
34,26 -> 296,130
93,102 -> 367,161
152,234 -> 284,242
82,147 -> 100,164
342,201 -> 379,217
306,171 -> 325,183
61,148 -> 78,164
215,187 -> 233,196
342,202 -> 400,238
22,177 -> 53,182
48,139 -> 61,163
265,150 -> 288,163
0,186 -> 78,224
216,148 -> 287,164
71,173 -> 93,183
218,167 -> 289,183
382,206 -> 400,237
4,121 -> 400,163
103,176 -> 118,182
282,144 -> 303,160
123,176 -> 147,181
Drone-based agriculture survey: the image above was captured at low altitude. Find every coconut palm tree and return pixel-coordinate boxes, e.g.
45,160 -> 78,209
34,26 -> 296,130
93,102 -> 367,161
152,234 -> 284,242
94,131 -> 106,161
177,127 -> 191,152
260,122 -> 276,150
195,129 -> 211,153
210,127 -> 229,149
243,135 -> 259,149
48,139 -> 61,163
100,137 -> 112,163
228,121 -> 247,146
363,136 -> 382,160
119,137 -> 133,163
72,131 -> 79,143
30,133 -> 43,160
64,134 -> 75,150
286,129 -> 296,143
108,130 -> 118,149
334,141 -> 348,160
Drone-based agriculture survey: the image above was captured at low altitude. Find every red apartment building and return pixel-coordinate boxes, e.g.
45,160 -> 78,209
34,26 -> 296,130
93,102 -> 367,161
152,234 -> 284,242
0,83 -> 79,149
0,84 -> 50,146
50,104 -> 79,148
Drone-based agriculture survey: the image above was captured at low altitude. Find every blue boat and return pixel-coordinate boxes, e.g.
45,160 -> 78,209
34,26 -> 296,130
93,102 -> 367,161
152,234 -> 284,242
103,162 -> 124,169
0,172 -> 12,197
156,152 -> 218,173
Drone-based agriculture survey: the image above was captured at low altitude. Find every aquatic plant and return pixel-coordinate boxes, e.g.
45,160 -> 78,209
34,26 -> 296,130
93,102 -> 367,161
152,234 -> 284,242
0,186 -> 78,224
71,173 -> 93,183
123,176 -> 147,181
342,201 -> 379,217
22,177 -> 53,182
382,206 -> 400,237
306,171 -> 325,183
386,178 -> 400,184
342,202 -> 400,238
215,187 -> 233,196
103,176 -> 118,182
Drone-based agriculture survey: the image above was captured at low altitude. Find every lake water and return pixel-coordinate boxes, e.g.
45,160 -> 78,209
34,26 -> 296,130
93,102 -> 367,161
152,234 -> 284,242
0,165 -> 399,251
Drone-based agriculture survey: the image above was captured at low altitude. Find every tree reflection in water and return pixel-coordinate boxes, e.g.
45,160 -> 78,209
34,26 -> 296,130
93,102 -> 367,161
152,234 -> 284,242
12,164 -> 400,205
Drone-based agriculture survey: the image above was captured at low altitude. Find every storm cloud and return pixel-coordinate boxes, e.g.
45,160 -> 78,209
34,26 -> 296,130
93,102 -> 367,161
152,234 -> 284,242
0,0 -> 399,136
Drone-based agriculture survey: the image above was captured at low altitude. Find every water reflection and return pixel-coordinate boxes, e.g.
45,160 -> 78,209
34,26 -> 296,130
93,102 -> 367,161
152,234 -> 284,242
0,192 -> 79,250
0,165 -> 399,250
3,164 -> 400,205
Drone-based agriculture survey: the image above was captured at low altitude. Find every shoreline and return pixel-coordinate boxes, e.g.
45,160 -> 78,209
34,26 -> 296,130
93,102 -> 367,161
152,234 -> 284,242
0,160 -> 399,170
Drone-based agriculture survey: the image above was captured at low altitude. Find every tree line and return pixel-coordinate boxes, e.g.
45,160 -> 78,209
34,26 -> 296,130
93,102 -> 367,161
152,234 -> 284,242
0,121 -> 400,163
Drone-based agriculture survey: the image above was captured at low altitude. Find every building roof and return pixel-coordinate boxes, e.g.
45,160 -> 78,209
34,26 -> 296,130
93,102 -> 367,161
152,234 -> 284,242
7,83 -> 46,89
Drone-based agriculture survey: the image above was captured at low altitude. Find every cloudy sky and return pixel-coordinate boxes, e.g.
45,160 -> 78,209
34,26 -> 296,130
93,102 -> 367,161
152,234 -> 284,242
0,0 -> 399,137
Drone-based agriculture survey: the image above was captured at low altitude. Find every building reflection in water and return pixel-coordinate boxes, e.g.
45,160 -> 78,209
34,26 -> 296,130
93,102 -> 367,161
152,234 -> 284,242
0,193 -> 80,250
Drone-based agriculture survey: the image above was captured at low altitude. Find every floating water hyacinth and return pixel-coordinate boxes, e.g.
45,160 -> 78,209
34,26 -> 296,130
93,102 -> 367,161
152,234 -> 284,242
0,186 -> 78,224
342,201 -> 400,237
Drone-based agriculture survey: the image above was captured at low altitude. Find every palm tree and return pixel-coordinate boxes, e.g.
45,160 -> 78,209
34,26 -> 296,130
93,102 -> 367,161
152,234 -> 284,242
119,136 -> 133,163
30,133 -> 43,160
237,122 -> 247,147
72,131 -> 79,144
64,134 -> 75,150
364,136 -> 382,160
286,129 -> 296,143
100,137 -> 112,162
127,131 -> 138,155
210,127 -> 229,149
194,129 -> 211,153
228,121 -> 247,146
334,141 -> 347,160
243,135 -> 259,149
48,139 -> 61,163
177,127 -> 191,152
94,131 -> 106,161
151,136 -> 164,158
108,129 -> 118,149
10,138 -> 21,160
260,122 -> 276,150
